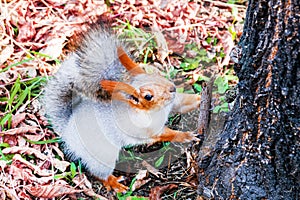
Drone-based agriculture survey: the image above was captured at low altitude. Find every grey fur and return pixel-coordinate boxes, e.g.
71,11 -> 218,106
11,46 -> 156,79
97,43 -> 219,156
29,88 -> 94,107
43,29 -> 175,179
42,29 -> 176,179
43,30 -> 127,132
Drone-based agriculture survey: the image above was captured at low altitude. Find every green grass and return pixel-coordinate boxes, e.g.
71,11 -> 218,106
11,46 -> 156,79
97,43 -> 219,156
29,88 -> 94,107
0,76 -> 47,130
54,161 -> 82,182
0,51 -> 54,129
180,43 -> 216,71
117,177 -> 148,200
0,21 -> 240,198
116,22 -> 238,106
115,20 -> 156,64
0,58 -> 35,73
24,138 -> 62,145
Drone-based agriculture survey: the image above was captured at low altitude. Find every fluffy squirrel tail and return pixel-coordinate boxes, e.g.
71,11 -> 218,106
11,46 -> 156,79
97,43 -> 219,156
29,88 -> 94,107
42,56 -> 78,133
43,29 -> 128,133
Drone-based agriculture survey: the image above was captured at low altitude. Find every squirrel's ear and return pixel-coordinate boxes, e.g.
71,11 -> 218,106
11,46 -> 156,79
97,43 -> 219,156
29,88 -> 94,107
117,47 -> 145,75
100,80 -> 139,98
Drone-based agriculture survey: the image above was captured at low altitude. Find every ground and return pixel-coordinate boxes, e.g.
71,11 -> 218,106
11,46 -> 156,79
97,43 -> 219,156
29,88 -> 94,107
0,0 -> 246,199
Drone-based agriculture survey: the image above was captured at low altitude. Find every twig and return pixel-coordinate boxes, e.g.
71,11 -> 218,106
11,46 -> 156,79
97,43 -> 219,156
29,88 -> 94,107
197,76 -> 215,136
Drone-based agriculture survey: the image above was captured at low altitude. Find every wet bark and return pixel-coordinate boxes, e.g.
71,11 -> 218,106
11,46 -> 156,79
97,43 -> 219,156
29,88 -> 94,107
197,0 -> 299,199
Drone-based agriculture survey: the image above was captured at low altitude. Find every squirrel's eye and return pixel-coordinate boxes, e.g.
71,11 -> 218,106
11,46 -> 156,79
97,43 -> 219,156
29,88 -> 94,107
144,94 -> 153,101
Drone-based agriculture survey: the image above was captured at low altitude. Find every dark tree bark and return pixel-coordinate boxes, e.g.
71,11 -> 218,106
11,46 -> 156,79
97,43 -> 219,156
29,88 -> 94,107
197,0 -> 299,199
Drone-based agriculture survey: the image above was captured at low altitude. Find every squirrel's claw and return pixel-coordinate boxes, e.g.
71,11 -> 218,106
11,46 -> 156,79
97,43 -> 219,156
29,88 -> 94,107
102,175 -> 129,193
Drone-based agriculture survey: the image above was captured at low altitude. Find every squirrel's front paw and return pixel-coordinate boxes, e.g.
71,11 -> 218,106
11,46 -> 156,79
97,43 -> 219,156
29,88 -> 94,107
152,127 -> 200,143
172,131 -> 200,143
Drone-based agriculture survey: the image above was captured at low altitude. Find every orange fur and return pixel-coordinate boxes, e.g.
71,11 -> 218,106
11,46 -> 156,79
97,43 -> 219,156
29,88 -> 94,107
172,93 -> 201,113
117,47 -> 145,75
101,175 -> 128,193
151,127 -> 195,143
100,80 -> 138,97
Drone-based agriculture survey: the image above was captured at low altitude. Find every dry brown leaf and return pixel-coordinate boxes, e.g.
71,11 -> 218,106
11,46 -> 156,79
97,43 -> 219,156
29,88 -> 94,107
17,22 -> 36,42
52,159 -> 70,172
11,154 -> 52,177
2,135 -> 18,147
9,165 -> 53,184
149,184 -> 178,200
0,190 -> 6,200
39,37 -> 66,60
141,160 -> 163,178
0,70 -> 18,85
0,126 -> 40,135
1,189 -> 19,200
220,31 -> 235,67
0,160 -> 7,170
152,22 -> 170,62
165,34 -> 186,54
2,146 -> 48,160
185,2 -> 200,19
174,18 -> 188,43
17,190 -> 32,200
22,131 -> 46,142
25,183 -> 83,198
131,170 -> 151,191
3,146 -> 69,172
72,174 -> 108,199
51,145 -> 65,160
0,44 -> 14,65
11,113 -> 38,128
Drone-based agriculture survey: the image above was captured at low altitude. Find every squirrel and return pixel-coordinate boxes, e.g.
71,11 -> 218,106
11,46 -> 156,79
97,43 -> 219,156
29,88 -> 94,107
43,27 -> 201,192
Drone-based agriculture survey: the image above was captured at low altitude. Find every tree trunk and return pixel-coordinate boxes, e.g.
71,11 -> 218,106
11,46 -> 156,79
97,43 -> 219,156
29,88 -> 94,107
197,0 -> 299,199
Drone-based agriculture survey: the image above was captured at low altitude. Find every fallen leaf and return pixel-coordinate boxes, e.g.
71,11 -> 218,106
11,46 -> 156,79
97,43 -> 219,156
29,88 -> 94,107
2,146 -> 48,160
11,154 -> 52,177
3,135 -> 18,147
25,183 -> 83,198
149,184 -> 178,200
9,165 -> 53,184
141,160 -> 163,178
72,174 -> 108,199
0,126 -> 40,135
0,160 -> 7,170
52,159 -> 70,172
152,22 -> 170,62
22,131 -> 46,142
39,37 -> 66,60
51,145 -> 65,160
0,190 -> 6,200
0,70 -> 18,85
220,31 -> 235,67
11,113 -> 38,129
0,45 -> 14,65
17,22 -> 36,42
131,170 -> 151,191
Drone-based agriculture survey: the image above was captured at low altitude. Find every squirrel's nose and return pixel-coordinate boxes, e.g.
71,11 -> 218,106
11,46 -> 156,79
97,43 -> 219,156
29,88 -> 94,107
169,86 -> 176,93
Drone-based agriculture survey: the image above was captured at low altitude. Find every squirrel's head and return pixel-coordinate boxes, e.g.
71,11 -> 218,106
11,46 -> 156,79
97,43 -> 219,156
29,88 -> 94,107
100,47 -> 176,111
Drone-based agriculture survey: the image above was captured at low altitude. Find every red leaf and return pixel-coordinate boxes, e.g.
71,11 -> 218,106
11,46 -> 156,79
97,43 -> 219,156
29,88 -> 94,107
149,184 -> 178,200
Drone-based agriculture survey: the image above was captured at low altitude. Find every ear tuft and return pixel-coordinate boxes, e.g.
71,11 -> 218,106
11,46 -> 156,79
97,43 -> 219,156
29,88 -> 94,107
117,46 -> 145,75
100,80 -> 139,98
